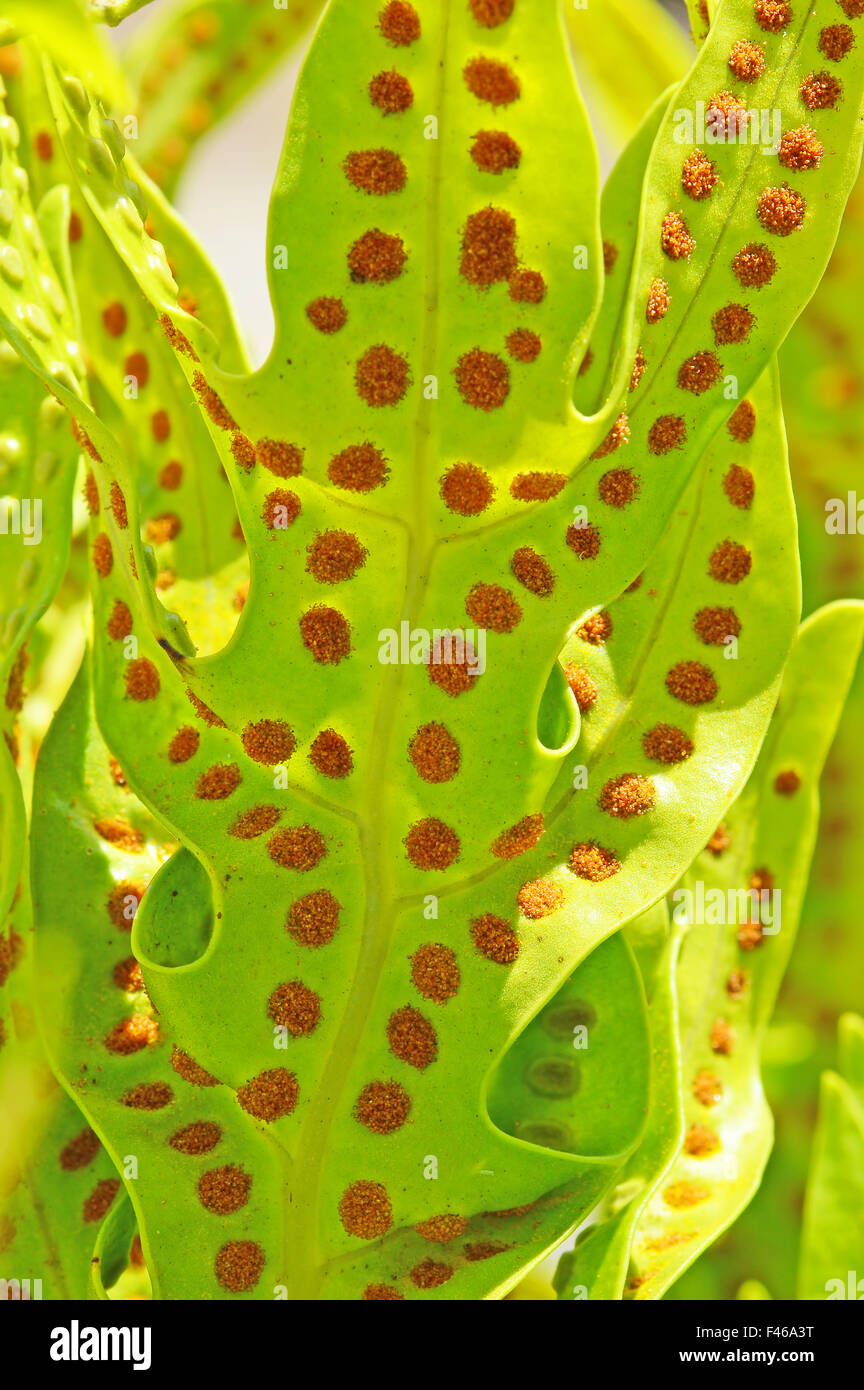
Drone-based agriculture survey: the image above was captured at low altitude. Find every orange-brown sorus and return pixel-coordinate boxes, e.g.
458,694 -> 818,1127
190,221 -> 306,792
709,539 -> 752,583
378,0 -> 420,44
309,730 -> 354,778
666,660 -> 718,705
348,228 -> 407,283
506,328 -> 541,361
460,206 -> 518,286
569,841 -> 621,882
229,806 -> 282,839
728,967 -> 750,995
728,400 -> 756,440
214,1241 -> 265,1293
732,242 -> 777,288
578,610 -> 612,646
125,351 -> 150,389
661,212 -> 695,260
728,39 -> 766,81
60,1129 -> 100,1171
151,410 -> 171,443
263,489 -> 301,529
329,442 -> 389,491
693,1068 -> 723,1105
471,913 -> 519,963
237,1067 -> 299,1121
711,1018 -> 734,1054
369,70 -> 414,114
171,1047 -> 219,1086
648,415 -> 686,454
145,512 -> 183,543
168,725 -> 199,762
123,657 -> 160,702
121,1082 -> 173,1110
339,1180 -> 393,1238
566,522 -> 601,559
409,722 -> 461,783
511,471 -> 566,501
599,773 -> 655,819
509,269 -> 545,302
354,1080 -> 411,1135
427,645 -> 478,697
819,24 -> 855,60
774,768 -> 801,795
491,813 -> 544,860
195,763 -> 241,800
198,1165 -> 252,1215
169,1122 -> 222,1155
103,1015 -> 159,1055
94,818 -> 144,852
664,1180 -> 709,1209
441,462 -> 494,514
754,0 -> 791,30
343,148 -> 407,195
646,278 -> 670,323
256,439 -> 304,477
387,1005 -> 438,1068
102,301 -> 127,337
463,55 -> 520,106
713,303 -> 755,345
757,183 -> 806,235
306,530 -> 367,584
159,460 -> 183,489
92,533 -> 113,577
356,344 -> 410,406
724,464 -> 754,509
268,978 -> 322,1034
192,371 -> 237,430
410,1258 -> 453,1288
112,957 -> 144,992
83,1179 -> 120,1223
778,126 -> 824,170
591,412 -> 629,459
469,0 -> 515,28
83,469 -> 100,517
517,878 -> 564,919
678,351 -> 722,394
106,882 -> 144,930
455,349 -> 510,409
684,1125 -> 721,1157
564,663 -> 598,711
404,817 -> 460,870
306,297 -> 347,334
472,130 -> 521,173
642,724 -> 694,764
242,719 -> 296,766
363,1284 -> 404,1299
465,581 -> 522,633
799,70 -> 842,109
682,150 -> 718,199
286,889 -> 342,947
706,91 -> 750,137
694,606 -> 741,645
415,1214 -> 468,1243
268,825 -> 328,872
299,606 -> 351,664
630,349 -> 646,390
511,546 -> 554,595
737,920 -> 764,951
410,943 -> 460,1002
